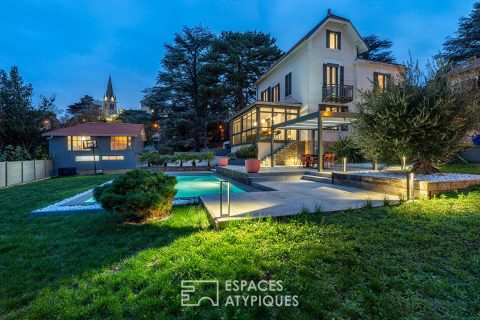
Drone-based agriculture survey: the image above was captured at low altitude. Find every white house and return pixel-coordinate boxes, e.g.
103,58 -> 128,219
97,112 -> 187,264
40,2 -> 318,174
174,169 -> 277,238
228,10 -> 403,170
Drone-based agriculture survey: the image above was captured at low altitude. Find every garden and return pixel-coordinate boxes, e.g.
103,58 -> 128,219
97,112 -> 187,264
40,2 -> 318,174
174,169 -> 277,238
0,168 -> 480,319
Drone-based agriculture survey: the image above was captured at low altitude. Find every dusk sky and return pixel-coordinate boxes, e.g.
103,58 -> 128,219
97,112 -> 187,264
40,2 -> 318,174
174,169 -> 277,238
0,0 -> 476,115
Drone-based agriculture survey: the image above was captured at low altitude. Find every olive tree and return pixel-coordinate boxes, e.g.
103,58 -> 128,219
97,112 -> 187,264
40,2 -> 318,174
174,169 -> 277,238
353,60 -> 480,174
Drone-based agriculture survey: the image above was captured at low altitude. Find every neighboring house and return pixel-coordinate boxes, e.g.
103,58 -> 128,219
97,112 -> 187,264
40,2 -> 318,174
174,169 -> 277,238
228,10 -> 403,166
448,57 -> 480,156
43,122 -> 146,174
448,57 -> 480,88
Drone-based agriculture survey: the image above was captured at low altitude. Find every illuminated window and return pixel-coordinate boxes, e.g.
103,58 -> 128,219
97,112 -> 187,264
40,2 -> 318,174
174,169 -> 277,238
110,136 -> 131,150
261,88 -> 270,101
272,84 -> 280,102
75,156 -> 100,162
102,155 -> 124,161
374,72 -> 389,91
327,30 -> 341,50
67,136 -> 91,151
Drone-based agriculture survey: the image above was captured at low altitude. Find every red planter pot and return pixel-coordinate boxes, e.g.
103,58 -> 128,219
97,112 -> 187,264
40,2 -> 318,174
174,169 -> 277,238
216,157 -> 228,167
245,159 -> 261,173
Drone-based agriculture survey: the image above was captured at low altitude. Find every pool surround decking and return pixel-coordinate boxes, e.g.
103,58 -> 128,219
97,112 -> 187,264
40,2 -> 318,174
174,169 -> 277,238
200,179 -> 399,228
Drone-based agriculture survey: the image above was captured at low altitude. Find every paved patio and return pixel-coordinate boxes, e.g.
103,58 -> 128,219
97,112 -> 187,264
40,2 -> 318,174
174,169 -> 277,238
200,179 -> 399,227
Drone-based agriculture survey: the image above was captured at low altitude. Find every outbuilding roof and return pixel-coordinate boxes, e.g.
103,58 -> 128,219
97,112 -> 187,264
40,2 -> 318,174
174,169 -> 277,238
42,122 -> 146,140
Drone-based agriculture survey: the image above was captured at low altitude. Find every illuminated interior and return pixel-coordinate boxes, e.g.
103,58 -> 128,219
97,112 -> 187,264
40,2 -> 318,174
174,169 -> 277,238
230,104 -> 300,146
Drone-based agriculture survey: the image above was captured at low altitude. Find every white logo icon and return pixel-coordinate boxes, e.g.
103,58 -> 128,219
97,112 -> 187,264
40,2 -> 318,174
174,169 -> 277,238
181,280 -> 220,307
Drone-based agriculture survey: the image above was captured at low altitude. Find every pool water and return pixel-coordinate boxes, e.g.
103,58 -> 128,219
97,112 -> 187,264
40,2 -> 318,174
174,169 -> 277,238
175,175 -> 245,198
85,174 -> 245,203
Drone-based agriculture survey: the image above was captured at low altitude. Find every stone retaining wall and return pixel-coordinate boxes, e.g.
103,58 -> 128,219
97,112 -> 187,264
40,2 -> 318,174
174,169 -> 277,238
332,172 -> 480,198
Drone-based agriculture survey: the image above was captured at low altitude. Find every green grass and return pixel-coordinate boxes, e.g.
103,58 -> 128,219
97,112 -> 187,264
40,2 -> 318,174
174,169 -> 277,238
1,175 -> 480,319
439,163 -> 480,174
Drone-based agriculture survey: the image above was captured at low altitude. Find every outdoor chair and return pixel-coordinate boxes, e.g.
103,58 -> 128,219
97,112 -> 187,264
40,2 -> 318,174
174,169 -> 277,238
301,154 -> 311,167
323,153 -> 335,169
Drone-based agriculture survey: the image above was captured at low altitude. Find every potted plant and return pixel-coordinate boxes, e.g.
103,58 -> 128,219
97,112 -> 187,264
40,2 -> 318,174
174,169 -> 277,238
216,156 -> 229,166
245,158 -> 261,173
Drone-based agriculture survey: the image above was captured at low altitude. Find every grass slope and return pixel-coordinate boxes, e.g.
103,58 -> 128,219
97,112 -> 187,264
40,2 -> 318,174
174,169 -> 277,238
1,175 -> 480,319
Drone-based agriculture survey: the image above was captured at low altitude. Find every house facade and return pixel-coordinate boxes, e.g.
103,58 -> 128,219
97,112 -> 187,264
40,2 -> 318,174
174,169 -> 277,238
228,10 -> 403,166
43,122 -> 146,174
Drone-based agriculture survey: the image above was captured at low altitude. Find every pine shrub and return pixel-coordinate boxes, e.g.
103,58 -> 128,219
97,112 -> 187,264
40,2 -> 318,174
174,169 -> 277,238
94,169 -> 177,222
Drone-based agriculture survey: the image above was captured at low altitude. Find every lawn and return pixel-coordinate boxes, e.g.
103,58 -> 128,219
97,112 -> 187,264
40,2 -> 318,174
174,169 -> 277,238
1,174 -> 480,319
439,163 -> 480,175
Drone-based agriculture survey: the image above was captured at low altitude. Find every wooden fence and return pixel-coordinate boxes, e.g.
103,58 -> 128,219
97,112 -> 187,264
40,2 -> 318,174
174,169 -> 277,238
0,160 -> 53,188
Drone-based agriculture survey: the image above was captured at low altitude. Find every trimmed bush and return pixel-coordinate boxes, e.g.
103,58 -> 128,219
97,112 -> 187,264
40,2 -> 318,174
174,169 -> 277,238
234,144 -> 257,159
93,169 -> 177,222
329,136 -> 365,163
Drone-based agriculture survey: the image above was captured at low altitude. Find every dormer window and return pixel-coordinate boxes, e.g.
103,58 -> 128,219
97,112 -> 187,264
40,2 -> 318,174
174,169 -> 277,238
326,30 -> 341,50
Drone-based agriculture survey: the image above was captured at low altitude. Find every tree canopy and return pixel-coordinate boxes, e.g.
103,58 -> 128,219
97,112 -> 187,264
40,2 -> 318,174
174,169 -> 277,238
440,2 -> 480,63
358,34 -> 396,63
66,95 -> 104,125
208,31 -> 282,111
142,26 -> 282,150
353,60 -> 480,174
0,66 -> 56,153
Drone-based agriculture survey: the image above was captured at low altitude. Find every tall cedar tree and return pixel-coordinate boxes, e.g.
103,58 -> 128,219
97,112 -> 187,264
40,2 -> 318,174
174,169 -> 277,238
353,60 -> 480,174
66,95 -> 105,125
207,31 -> 283,111
440,2 -> 480,63
358,34 -> 396,63
143,26 -> 217,151
0,66 -> 56,152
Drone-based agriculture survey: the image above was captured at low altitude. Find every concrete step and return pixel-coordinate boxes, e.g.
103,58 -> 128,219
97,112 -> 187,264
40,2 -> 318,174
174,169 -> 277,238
301,175 -> 332,184
304,171 -> 332,178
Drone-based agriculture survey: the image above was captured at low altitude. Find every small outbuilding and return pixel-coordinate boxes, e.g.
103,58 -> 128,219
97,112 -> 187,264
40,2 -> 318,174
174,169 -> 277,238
43,122 -> 146,175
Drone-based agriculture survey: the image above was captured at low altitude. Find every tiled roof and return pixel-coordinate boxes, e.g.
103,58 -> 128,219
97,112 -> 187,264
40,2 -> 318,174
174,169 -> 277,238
42,122 -> 145,138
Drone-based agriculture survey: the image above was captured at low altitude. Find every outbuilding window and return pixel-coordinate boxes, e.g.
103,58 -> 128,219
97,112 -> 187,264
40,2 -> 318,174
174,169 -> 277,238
67,136 -> 91,151
110,136 -> 131,150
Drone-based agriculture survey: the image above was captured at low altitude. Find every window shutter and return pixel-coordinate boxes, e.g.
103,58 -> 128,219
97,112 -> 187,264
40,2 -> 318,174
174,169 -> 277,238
340,66 -> 344,86
268,87 -> 272,102
386,74 -> 392,87
373,72 -> 379,89
323,64 -> 327,86
338,32 -> 341,50
277,84 -> 281,101
326,30 -> 330,48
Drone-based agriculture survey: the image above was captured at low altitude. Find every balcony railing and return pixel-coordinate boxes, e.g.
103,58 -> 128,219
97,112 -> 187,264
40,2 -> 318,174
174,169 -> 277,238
322,84 -> 354,103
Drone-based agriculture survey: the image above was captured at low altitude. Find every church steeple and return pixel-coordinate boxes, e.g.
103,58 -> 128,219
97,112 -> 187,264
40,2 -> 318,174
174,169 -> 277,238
104,75 -> 115,101
103,75 -> 117,117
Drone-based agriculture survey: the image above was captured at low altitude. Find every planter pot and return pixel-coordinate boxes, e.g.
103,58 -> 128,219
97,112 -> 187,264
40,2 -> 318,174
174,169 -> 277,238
245,159 -> 261,173
216,156 -> 228,167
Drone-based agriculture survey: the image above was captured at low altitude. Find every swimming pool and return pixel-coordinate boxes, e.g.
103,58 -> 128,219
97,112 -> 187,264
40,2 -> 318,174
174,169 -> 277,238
31,173 -> 247,216
83,174 -> 245,201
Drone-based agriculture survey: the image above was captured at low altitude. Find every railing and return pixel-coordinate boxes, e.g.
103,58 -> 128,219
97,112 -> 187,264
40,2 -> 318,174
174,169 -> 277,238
219,180 -> 231,217
322,84 -> 354,103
